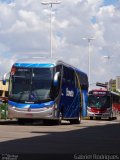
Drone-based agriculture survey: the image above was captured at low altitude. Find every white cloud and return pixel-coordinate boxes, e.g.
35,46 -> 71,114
0,0 -> 119,89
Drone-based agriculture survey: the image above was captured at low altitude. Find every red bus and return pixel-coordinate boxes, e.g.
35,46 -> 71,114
87,88 -> 120,120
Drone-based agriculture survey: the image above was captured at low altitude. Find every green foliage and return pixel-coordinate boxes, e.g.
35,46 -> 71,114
0,103 -> 8,119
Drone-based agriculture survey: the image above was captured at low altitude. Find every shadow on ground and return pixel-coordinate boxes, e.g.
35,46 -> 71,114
0,119 -> 120,160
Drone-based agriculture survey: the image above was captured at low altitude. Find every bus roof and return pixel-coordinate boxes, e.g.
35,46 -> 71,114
89,89 -> 120,96
14,57 -> 87,76
89,88 -> 107,92
14,57 -> 58,68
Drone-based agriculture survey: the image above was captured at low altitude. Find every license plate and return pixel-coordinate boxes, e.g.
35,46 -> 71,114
25,113 -> 33,117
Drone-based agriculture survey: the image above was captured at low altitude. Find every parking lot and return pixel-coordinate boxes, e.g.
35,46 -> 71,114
0,117 -> 120,160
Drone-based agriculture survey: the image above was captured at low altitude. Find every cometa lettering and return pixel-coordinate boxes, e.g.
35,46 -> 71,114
66,88 -> 74,97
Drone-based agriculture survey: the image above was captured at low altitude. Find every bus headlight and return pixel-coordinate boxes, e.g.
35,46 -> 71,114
9,105 -> 16,109
87,107 -> 91,112
12,106 -> 16,109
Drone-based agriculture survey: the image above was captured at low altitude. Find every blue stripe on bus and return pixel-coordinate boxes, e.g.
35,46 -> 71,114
14,63 -> 55,68
8,100 -> 54,108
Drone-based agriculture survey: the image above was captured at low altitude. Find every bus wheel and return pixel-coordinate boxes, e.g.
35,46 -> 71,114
70,119 -> 80,124
90,116 -> 93,120
43,119 -> 50,125
70,116 -> 81,124
96,117 -> 101,120
109,112 -> 113,121
18,119 -> 25,125
55,119 -> 61,125
109,117 -> 112,121
43,119 -> 61,125
113,117 -> 117,120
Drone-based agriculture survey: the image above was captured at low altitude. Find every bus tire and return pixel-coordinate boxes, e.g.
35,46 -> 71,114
70,115 -> 81,124
18,119 -> 25,125
54,119 -> 61,125
109,117 -> 112,121
70,119 -> 80,124
43,119 -> 61,125
113,117 -> 117,120
96,117 -> 101,120
56,111 -> 62,125
43,119 -> 51,125
90,116 -> 93,120
109,112 -> 113,121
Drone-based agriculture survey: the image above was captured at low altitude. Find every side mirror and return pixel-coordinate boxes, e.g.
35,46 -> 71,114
2,72 -> 9,85
2,79 -> 6,85
53,72 -> 60,87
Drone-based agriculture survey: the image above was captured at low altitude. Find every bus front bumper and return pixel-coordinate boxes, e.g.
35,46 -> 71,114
8,105 -> 57,119
87,111 -> 110,118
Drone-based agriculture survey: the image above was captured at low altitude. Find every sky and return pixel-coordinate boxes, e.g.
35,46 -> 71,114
0,0 -> 120,89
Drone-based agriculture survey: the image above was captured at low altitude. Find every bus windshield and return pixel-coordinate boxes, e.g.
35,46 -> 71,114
88,95 -> 110,108
9,67 -> 54,103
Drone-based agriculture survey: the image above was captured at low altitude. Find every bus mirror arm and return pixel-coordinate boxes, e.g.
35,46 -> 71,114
53,72 -> 60,87
2,72 -> 10,85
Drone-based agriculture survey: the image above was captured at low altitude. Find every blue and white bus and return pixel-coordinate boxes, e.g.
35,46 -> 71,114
3,58 -> 88,125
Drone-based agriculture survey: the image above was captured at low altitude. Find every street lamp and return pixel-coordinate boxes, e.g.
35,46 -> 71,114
41,1 -> 61,58
83,37 -> 95,90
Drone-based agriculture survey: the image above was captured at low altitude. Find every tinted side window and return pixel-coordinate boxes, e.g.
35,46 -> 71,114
63,66 -> 75,86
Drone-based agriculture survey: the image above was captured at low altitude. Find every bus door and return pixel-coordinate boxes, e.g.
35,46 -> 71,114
82,89 -> 88,117
59,67 -> 79,118
111,93 -> 119,117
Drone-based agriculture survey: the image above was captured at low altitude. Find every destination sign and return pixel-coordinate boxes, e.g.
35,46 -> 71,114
93,91 -> 106,95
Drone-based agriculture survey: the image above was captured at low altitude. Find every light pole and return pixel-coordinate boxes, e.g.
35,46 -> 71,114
83,37 -> 95,90
103,55 -> 112,90
41,1 -> 61,58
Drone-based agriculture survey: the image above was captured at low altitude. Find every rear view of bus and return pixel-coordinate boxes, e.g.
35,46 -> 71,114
87,89 -> 112,120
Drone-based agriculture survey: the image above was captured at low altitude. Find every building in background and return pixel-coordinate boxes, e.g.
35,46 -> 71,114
0,80 -> 8,102
105,79 -> 116,91
116,76 -> 120,91
109,79 -> 116,91
104,76 -> 120,93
